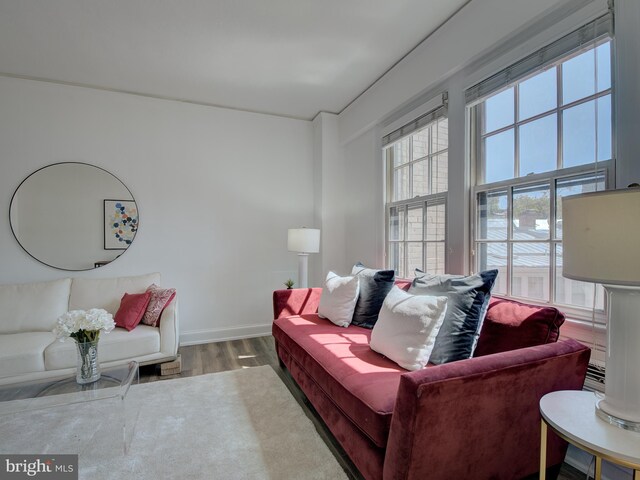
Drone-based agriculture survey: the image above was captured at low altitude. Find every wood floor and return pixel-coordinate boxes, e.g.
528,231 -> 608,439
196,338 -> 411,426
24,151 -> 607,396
140,336 -> 590,480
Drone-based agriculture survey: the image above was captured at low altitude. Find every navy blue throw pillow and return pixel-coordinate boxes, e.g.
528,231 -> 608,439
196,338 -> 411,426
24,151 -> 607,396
409,269 -> 498,364
350,263 -> 395,329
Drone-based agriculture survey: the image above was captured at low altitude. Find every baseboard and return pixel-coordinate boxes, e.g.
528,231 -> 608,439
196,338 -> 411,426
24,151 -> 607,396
179,323 -> 272,346
565,445 -> 632,480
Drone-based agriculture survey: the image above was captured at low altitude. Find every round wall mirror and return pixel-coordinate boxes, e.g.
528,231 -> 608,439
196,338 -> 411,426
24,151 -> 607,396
9,162 -> 139,271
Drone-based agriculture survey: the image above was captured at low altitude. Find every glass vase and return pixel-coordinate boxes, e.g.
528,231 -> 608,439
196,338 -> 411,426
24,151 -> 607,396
76,339 -> 101,384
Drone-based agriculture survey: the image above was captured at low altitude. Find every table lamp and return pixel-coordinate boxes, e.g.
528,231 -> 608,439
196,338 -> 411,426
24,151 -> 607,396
287,228 -> 320,288
562,187 -> 640,430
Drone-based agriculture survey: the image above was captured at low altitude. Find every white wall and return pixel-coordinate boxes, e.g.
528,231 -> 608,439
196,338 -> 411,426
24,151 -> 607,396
0,76 -> 314,344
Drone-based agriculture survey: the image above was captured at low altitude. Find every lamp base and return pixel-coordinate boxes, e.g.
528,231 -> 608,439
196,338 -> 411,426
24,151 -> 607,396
596,399 -> 640,432
297,253 -> 309,289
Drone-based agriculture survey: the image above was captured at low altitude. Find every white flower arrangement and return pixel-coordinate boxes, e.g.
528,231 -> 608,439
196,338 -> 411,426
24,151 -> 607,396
53,308 -> 116,343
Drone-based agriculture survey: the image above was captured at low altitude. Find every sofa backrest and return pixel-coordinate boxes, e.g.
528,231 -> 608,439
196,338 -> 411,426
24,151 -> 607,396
0,278 -> 71,333
69,272 -> 161,315
474,296 -> 565,357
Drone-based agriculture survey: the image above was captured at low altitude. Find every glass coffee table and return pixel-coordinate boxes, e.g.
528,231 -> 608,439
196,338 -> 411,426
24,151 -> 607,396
0,362 -> 139,456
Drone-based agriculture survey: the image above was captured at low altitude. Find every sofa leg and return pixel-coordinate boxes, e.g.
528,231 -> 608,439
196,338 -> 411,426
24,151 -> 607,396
160,354 -> 182,376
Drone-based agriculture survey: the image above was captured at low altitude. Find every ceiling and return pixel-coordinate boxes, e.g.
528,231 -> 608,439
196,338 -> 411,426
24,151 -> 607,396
0,0 -> 469,120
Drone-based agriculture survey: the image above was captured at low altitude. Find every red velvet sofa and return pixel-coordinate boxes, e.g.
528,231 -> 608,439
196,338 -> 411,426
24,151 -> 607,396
272,282 -> 590,480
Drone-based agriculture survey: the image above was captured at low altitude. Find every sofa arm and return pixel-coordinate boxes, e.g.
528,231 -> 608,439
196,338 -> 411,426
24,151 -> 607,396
272,288 -> 322,319
159,297 -> 179,357
383,339 -> 590,480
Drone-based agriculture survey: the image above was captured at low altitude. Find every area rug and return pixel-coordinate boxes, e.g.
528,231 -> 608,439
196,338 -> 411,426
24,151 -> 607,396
0,366 -> 348,479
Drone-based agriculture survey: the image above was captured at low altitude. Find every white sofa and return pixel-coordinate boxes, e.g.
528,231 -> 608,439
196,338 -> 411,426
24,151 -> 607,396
0,272 -> 179,385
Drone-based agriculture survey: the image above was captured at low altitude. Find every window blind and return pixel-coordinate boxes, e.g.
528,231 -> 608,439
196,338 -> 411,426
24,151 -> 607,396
381,93 -> 448,147
465,13 -> 613,105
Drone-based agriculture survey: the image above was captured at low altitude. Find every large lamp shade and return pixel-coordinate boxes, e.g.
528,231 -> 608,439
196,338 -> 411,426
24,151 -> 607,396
287,228 -> 320,253
562,187 -> 640,430
563,189 -> 640,286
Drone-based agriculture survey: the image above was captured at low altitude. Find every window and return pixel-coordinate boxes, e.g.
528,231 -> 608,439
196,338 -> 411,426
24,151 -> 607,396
385,112 -> 448,278
470,31 -> 613,320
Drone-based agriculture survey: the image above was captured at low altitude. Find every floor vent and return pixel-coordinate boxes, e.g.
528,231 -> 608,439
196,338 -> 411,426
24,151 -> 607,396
584,363 -> 605,392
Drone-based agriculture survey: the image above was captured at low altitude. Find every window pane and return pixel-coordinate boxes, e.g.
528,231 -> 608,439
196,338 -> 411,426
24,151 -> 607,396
431,152 -> 448,194
563,100 -> 596,167
555,244 -> 604,309
412,160 -> 429,197
388,206 -> 405,241
484,129 -> 514,183
477,190 -> 508,241
512,243 -> 550,301
478,242 -> 507,295
407,205 -> 423,241
597,94 -> 612,161
562,49 -> 595,105
426,203 -> 446,241
484,87 -> 514,133
555,173 -> 605,239
407,242 -> 423,275
388,242 -> 405,278
393,165 -> 410,201
426,242 -> 445,275
433,117 -> 448,152
513,184 -> 550,240
412,127 -> 429,160
519,68 -> 557,120
519,114 -> 557,176
596,41 -> 611,93
393,137 -> 411,166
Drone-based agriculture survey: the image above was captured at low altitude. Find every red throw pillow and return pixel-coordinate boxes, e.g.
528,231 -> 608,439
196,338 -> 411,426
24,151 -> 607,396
141,284 -> 176,327
473,297 -> 565,357
114,292 -> 152,331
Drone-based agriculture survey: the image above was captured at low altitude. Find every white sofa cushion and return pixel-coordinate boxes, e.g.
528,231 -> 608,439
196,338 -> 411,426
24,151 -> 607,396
0,332 -> 56,377
69,273 -> 161,315
0,278 -> 71,334
44,325 -> 161,370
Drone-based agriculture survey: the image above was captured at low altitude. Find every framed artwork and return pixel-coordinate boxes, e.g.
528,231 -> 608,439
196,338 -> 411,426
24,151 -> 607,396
104,199 -> 138,250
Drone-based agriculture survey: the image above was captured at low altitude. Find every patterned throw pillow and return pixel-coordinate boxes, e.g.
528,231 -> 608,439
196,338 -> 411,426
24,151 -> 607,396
141,284 -> 176,327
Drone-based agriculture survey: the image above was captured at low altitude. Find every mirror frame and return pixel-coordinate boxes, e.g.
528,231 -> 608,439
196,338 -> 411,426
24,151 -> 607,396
9,162 -> 139,271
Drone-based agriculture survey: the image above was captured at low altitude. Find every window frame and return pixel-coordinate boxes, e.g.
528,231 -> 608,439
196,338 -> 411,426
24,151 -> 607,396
384,115 -> 449,278
469,36 -> 614,323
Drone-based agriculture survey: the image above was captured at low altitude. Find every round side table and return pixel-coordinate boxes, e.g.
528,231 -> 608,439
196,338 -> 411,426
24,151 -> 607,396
539,390 -> 640,480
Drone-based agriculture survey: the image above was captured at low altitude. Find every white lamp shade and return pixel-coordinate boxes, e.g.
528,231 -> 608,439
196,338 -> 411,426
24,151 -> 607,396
562,189 -> 640,286
287,228 -> 320,253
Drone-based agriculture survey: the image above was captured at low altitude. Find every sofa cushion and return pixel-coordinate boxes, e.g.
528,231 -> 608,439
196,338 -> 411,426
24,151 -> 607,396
69,273 -> 160,315
44,325 -> 160,370
474,297 -> 566,357
114,292 -> 151,331
409,269 -> 498,365
142,284 -> 176,327
273,314 -> 406,448
0,332 -> 55,377
370,286 -> 448,370
350,263 -> 395,328
317,272 -> 360,328
0,278 -> 71,334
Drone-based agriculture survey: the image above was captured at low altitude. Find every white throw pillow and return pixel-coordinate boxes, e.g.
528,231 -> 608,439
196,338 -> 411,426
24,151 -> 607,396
370,286 -> 448,370
318,271 -> 360,328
